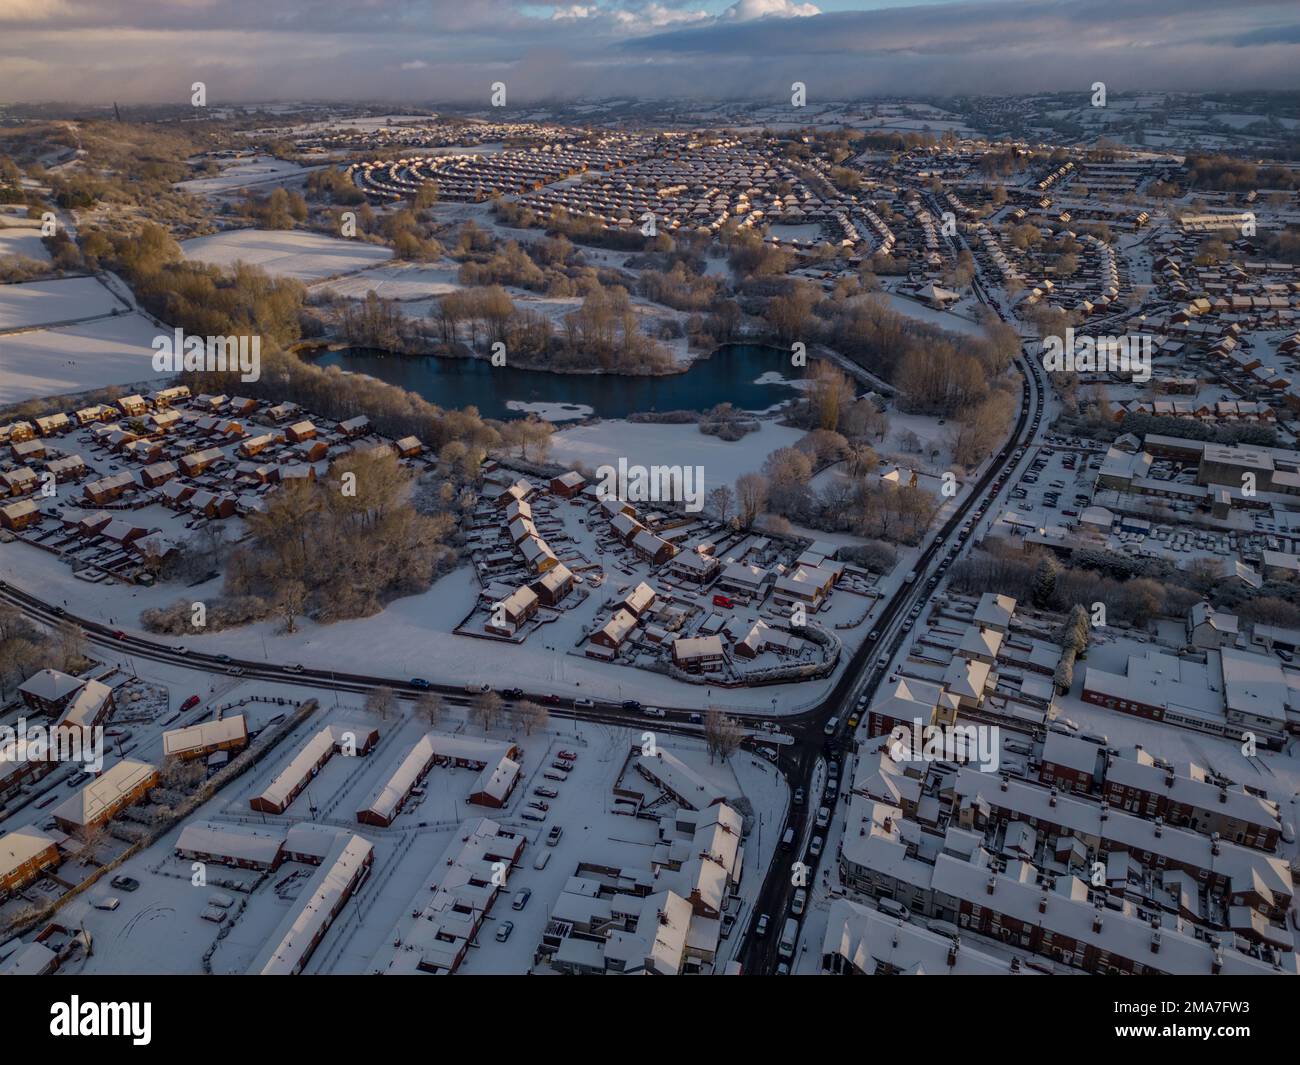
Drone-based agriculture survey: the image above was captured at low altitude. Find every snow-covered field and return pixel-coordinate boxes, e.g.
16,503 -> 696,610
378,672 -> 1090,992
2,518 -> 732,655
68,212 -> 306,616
549,418 -> 806,495
0,223 -> 51,263
175,155 -> 309,195
180,229 -> 393,281
0,311 -> 167,404
0,276 -> 122,330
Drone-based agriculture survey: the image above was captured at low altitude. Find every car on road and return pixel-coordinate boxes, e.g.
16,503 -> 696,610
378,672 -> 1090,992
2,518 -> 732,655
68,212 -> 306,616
867,629 -> 879,640
534,786 -> 559,799
512,888 -> 532,911
110,875 -> 140,892
409,678 -> 432,690
502,687 -> 524,699
847,714 -> 859,729
112,630 -> 127,640
573,697 -> 594,708
284,663 -> 304,673
540,694 -> 561,705
495,920 -> 514,942
793,787 -> 804,805
823,716 -> 839,736
808,835 -> 824,860
775,962 -> 791,975
226,666 -> 244,676
464,683 -> 490,694
876,655 -> 889,669
621,699 -> 642,710
755,746 -> 778,762
642,706 -> 666,718
754,913 -> 770,937
547,825 -> 563,846
174,645 -> 189,655
791,888 -> 808,916
180,695 -> 201,711
216,653 -> 232,663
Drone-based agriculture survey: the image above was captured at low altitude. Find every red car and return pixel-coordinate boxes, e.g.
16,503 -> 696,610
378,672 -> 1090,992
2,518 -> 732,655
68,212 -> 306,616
541,694 -> 561,705
712,594 -> 734,608
557,750 -> 577,761
112,630 -> 128,640
180,695 -> 201,711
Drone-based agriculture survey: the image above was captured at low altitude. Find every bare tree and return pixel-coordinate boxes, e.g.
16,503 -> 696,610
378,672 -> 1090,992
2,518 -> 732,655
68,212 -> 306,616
704,708 -> 745,763
414,692 -> 443,729
735,472 -> 769,528
365,685 -> 397,721
470,690 -> 504,732
515,699 -> 549,736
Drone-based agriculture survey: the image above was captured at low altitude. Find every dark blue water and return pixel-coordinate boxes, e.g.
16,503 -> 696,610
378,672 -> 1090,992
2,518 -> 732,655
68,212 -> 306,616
312,343 -> 803,420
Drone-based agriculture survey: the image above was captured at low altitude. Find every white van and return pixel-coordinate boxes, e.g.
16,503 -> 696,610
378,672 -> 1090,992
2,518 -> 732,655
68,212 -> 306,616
778,917 -> 798,959
532,850 -> 552,871
878,897 -> 909,921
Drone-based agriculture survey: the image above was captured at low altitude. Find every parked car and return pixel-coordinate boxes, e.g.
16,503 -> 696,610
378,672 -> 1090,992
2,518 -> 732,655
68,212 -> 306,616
110,875 -> 140,892
754,913 -> 770,937
815,805 -> 831,829
92,896 -> 120,911
495,920 -> 514,942
527,800 -> 549,812
547,825 -> 563,846
808,835 -> 824,860
791,888 -> 808,916
180,695 -> 201,711
557,750 -> 577,761
534,786 -> 559,799
512,888 -> 532,910
520,809 -> 546,822
551,759 -> 574,772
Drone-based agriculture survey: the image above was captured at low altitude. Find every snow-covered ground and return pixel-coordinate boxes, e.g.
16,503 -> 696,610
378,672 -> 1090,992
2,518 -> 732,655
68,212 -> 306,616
549,418 -> 806,495
0,222 -> 52,263
0,312 -> 167,404
0,276 -> 123,330
180,229 -> 393,282
175,155 -> 310,196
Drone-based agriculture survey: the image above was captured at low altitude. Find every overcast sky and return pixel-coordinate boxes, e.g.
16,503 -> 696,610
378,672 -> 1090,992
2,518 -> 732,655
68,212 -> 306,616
2,0 -> 1298,105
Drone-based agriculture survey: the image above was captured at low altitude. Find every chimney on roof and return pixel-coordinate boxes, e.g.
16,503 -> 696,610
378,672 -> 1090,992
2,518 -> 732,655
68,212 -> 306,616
1049,787 -> 1057,808
1093,910 -> 1104,934
947,941 -> 958,967
1001,776 -> 1008,792
1154,816 -> 1163,838
986,875 -> 997,896
1039,891 -> 1048,914
1151,931 -> 1161,955
1211,832 -> 1221,856
1212,947 -> 1223,975
1165,768 -> 1175,787
1219,785 -> 1228,804
1100,803 -> 1109,822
